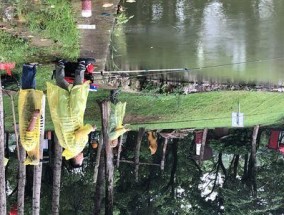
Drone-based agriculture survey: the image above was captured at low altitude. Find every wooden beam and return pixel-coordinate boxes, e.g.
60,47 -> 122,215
161,138 -> 168,171
135,128 -> 145,183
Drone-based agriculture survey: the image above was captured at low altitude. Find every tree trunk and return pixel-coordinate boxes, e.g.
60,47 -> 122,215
17,142 -> 26,215
51,135 -> 62,215
93,150 -> 105,215
199,128 -> 208,165
161,138 -> 168,171
0,76 -> 7,215
32,95 -> 45,215
135,128 -> 145,182
100,101 -> 113,215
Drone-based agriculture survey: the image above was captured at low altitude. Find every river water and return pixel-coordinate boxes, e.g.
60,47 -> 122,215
110,0 -> 284,84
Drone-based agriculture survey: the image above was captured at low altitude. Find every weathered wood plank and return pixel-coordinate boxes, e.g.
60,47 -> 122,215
51,135 -> 62,215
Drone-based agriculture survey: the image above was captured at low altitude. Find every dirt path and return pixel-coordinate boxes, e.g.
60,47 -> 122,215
72,0 -> 120,72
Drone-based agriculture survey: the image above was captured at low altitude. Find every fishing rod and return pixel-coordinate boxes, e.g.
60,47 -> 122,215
93,56 -> 284,79
93,67 -> 189,74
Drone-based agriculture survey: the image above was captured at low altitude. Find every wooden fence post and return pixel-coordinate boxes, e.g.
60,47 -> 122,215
0,76 -> 6,215
17,142 -> 26,215
32,95 -> 45,215
100,101 -> 113,215
51,135 -> 62,215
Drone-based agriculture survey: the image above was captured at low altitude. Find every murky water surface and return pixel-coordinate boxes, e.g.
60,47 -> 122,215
111,0 -> 284,84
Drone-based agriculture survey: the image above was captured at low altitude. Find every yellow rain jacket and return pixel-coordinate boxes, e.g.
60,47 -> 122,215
109,102 -> 128,140
47,82 -> 93,160
18,89 -> 44,165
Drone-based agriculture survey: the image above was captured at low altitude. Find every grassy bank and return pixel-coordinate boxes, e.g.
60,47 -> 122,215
118,91 -> 284,129
4,89 -> 284,131
0,0 -> 79,63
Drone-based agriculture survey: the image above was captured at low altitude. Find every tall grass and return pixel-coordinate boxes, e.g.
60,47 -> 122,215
26,0 -> 79,59
0,0 -> 79,64
0,31 -> 32,63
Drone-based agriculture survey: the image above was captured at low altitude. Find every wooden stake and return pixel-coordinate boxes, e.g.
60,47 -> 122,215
135,128 -> 145,183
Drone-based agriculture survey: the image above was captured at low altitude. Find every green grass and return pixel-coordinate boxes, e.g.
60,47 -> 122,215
4,85 -> 284,131
25,0 -> 79,59
0,0 -> 79,64
118,91 -> 284,129
0,31 -> 32,63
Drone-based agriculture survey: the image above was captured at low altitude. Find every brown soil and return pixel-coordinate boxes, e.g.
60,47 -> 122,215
124,115 -> 161,124
0,21 -> 54,48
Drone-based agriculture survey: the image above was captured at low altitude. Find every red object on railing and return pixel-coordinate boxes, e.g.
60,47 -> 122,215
86,63 -> 94,73
0,62 -> 15,76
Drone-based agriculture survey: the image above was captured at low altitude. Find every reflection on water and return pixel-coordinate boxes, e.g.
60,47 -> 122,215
111,0 -> 284,84
5,128 -> 284,214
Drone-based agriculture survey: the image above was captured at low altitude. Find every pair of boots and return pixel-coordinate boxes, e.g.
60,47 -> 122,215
55,61 -> 86,90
